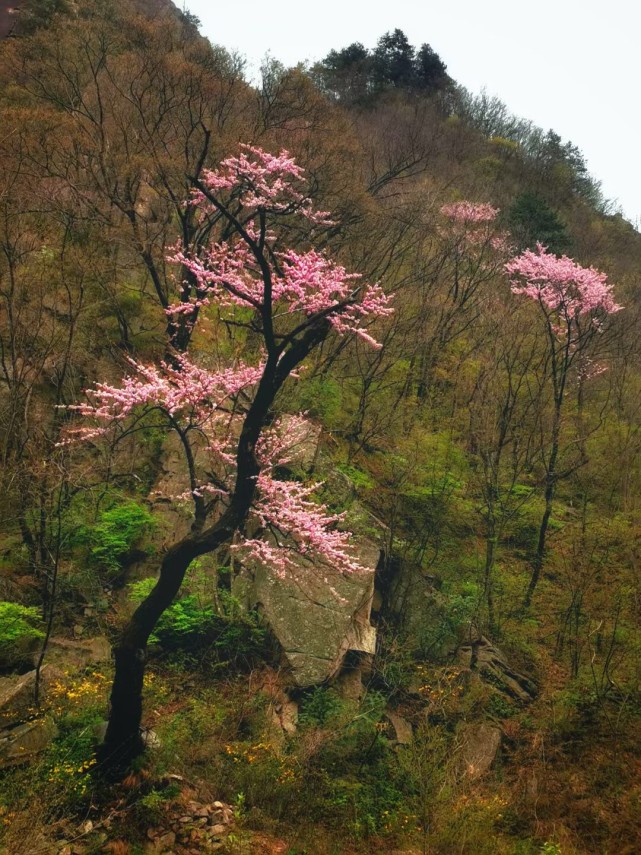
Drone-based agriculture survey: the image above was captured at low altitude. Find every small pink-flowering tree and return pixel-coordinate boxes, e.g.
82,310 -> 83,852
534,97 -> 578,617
505,244 -> 621,606
64,145 -> 392,774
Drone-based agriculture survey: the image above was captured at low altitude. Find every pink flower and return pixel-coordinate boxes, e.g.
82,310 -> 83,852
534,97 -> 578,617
440,202 -> 500,224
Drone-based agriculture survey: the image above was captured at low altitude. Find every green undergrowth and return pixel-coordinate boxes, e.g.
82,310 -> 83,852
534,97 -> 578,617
129,573 -> 269,668
0,602 -> 44,669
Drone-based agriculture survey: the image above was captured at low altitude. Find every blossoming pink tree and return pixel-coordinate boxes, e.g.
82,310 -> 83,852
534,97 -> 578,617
66,145 -> 392,773
505,244 -> 621,606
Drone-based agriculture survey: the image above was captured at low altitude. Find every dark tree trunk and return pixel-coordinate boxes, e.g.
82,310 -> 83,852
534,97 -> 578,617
484,526 -> 496,633
98,538 -> 198,773
524,481 -> 554,609
525,392 -> 561,608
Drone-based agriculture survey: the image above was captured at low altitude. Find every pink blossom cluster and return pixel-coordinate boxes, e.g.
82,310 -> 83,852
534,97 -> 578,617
439,200 -> 511,257
440,201 -> 500,224
236,476 -> 363,580
167,145 -> 392,346
230,414 -> 364,578
505,244 -> 622,320
192,144 -> 333,225
61,355 -> 263,444
64,362 -> 366,577
577,356 -> 608,381
170,243 -> 392,347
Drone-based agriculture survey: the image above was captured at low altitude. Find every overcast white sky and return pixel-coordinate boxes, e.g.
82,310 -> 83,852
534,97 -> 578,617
185,0 -> 640,227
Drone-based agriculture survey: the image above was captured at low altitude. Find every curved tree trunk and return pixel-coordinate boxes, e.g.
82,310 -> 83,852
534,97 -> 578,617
98,526 -> 233,773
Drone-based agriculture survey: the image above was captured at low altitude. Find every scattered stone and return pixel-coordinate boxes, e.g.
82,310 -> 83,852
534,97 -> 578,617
155,831 -> 175,850
336,665 -> 365,701
458,723 -> 501,779
145,794 -> 234,852
270,698 -> 299,735
0,716 -> 58,767
141,728 -> 161,749
144,829 -> 176,854
385,711 -> 413,745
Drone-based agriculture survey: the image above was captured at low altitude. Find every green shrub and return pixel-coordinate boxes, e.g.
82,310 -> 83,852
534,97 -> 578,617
81,500 -> 154,579
0,602 -> 44,669
128,578 -> 267,666
299,687 -> 345,727
336,464 -> 375,491
292,375 -> 344,428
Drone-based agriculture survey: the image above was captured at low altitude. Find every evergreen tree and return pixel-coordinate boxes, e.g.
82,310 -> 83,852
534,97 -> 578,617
508,192 -> 571,254
414,42 -> 448,91
316,42 -> 373,103
372,29 -> 415,90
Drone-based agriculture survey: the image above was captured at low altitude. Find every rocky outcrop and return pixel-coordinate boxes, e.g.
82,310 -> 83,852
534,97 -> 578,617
150,420 -> 382,690
230,423 -> 382,689
456,636 -> 538,702
45,636 -> 112,668
384,711 -> 413,745
0,635 -> 112,768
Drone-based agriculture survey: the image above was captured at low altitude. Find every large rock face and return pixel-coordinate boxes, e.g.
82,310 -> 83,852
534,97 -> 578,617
234,538 -> 380,687
0,666 -> 58,728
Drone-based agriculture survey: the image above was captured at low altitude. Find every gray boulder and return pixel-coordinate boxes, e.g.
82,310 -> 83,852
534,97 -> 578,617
46,636 -> 112,668
385,711 -> 413,745
0,666 -> 59,728
234,538 -> 380,687
0,716 -> 58,768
